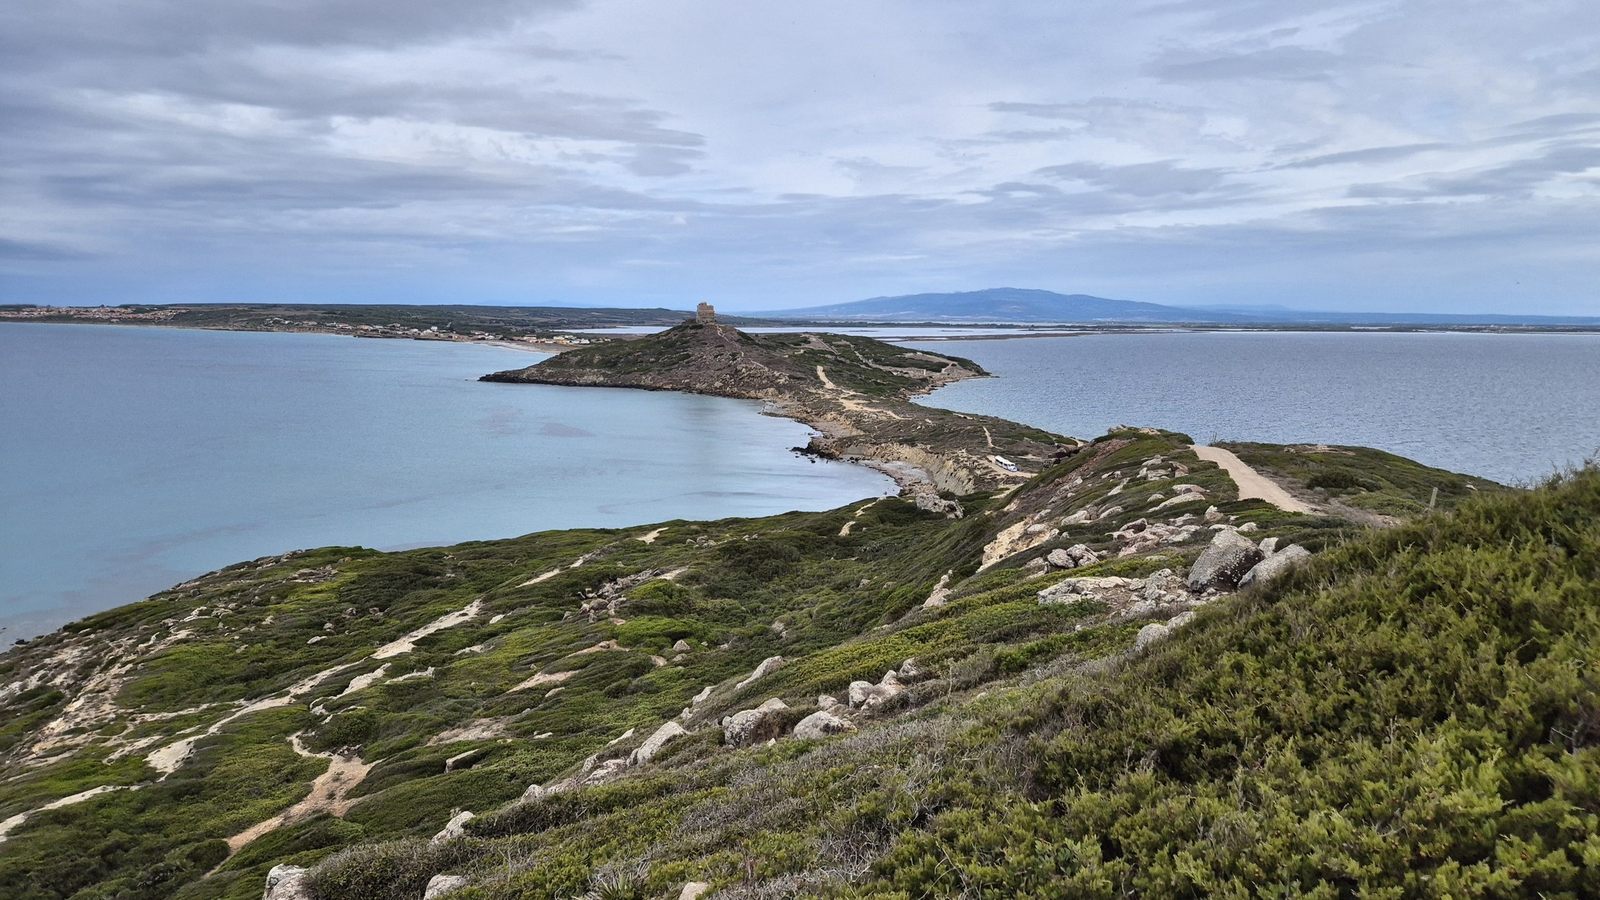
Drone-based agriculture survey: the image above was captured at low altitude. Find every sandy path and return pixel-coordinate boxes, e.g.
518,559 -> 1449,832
0,785 -> 141,844
1190,445 -> 1316,513
225,734 -> 370,854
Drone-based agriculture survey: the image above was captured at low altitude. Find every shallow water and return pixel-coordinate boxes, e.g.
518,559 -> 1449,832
0,324 -> 893,638
909,331 -> 1600,484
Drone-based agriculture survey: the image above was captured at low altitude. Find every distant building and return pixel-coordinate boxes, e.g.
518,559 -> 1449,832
696,302 -> 716,324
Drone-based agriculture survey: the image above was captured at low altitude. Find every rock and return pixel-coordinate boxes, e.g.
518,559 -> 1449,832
1060,508 -> 1093,526
913,491 -> 963,518
1238,522 -> 1260,533
818,693 -> 840,709
1025,523 -> 1051,534
793,709 -> 856,740
722,698 -> 790,746
1258,537 -> 1280,556
263,864 -> 311,900
1045,548 -> 1074,569
1187,530 -> 1264,593
444,747 -> 489,772
680,882 -> 712,900
580,757 -> 629,787
1154,494 -> 1201,511
1046,544 -> 1100,569
521,783 -> 547,803
672,639 -> 693,653
1204,505 -> 1224,523
1134,622 -> 1170,651
629,721 -> 688,766
847,670 -> 907,710
1095,505 -> 1124,521
1139,568 -> 1186,604
734,656 -> 785,690
897,657 -> 928,682
680,684 -> 715,718
430,810 -> 475,846
1171,483 -> 1206,495
922,570 -> 954,608
1240,544 -> 1312,587
1037,576 -> 1141,605
425,874 -> 470,899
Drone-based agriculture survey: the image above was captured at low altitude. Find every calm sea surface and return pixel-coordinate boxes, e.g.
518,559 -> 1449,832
0,324 -> 893,639
908,331 -> 1600,485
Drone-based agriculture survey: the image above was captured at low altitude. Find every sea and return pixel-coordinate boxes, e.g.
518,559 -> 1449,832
0,324 -> 894,639
906,331 -> 1600,485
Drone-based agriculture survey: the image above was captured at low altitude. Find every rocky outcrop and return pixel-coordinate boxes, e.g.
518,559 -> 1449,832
680,882 -> 712,900
1037,576 -> 1143,606
263,864 -> 311,900
723,698 -> 790,746
629,721 -> 688,766
1240,544 -> 1312,587
1135,610 -> 1196,651
734,656 -> 785,691
424,874 -> 469,899
1187,530 -> 1264,592
793,709 -> 856,740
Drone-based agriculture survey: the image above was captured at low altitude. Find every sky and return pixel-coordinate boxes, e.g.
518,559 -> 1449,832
1,1 -> 1597,314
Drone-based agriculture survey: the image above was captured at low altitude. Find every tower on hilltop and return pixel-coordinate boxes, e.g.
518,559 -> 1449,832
695,301 -> 716,324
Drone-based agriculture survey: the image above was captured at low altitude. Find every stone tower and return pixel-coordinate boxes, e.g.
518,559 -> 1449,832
695,301 -> 716,324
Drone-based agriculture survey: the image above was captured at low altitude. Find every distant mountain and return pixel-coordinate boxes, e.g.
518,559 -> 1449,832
762,288 -> 1240,324
761,288 -> 1600,326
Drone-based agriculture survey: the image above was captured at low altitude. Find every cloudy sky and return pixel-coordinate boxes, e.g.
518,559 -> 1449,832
2,0 -> 1597,313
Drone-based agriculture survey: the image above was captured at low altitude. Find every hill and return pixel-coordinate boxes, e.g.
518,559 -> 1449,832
483,321 -> 1066,497
5,413 -> 1583,898
761,288 -> 1600,326
762,287 -> 1239,324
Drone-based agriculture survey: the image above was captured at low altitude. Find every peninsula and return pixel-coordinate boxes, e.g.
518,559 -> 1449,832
1,321 -> 1591,900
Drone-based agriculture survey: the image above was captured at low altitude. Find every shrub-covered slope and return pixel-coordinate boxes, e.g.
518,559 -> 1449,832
1,431 -> 1565,900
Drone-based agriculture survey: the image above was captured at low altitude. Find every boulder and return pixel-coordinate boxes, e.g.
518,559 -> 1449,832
680,883 -> 712,900
1240,544 -> 1312,587
1187,530 -> 1264,593
581,757 -> 629,786
1139,569 -> 1186,605
1134,622 -> 1170,651
722,698 -> 790,746
1258,537 -> 1280,556
629,721 -> 688,766
1047,544 -> 1100,569
429,810 -> 475,846
425,875 -> 470,899
1204,505 -> 1224,523
672,639 -> 693,653
734,656 -> 785,691
847,670 -> 906,710
520,783 -> 547,803
793,710 -> 856,740
444,747 -> 489,772
817,693 -> 841,709
263,864 -> 312,900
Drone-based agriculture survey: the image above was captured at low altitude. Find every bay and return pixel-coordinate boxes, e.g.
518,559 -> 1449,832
909,331 -> 1600,485
0,324 -> 893,639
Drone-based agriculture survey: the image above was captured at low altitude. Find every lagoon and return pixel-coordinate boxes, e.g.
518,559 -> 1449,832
0,324 -> 894,639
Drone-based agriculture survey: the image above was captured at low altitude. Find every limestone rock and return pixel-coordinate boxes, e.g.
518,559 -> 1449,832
793,709 -> 856,740
425,875 -> 470,899
263,864 -> 311,900
430,810 -> 474,846
1187,530 -> 1264,593
722,698 -> 790,746
1240,544 -> 1312,587
629,721 -> 688,766
680,882 -> 712,900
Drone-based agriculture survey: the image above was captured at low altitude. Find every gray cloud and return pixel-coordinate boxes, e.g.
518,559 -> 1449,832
0,0 -> 1596,314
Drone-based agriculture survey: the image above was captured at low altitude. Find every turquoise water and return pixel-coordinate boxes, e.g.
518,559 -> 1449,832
909,331 -> 1600,484
0,324 -> 894,639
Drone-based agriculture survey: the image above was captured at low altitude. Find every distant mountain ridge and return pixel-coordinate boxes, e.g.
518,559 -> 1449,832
760,287 -> 1600,326
763,287 -> 1239,323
